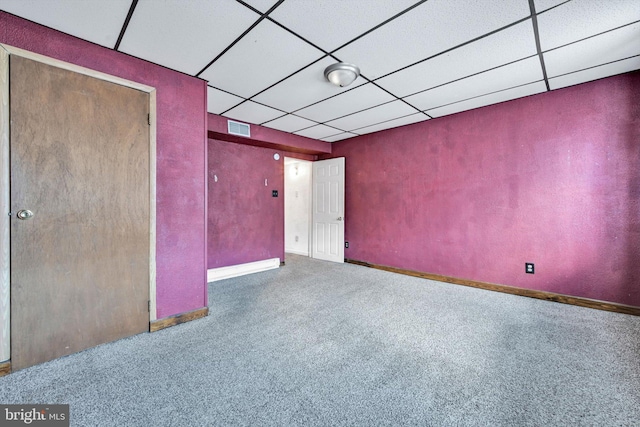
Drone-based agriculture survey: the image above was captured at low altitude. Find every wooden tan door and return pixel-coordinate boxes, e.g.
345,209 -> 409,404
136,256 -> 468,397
9,56 -> 150,371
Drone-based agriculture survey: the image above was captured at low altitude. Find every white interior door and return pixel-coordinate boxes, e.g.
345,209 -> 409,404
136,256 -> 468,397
312,157 -> 345,263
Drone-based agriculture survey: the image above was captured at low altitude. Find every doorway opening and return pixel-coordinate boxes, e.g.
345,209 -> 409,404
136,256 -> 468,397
284,157 -> 345,263
284,157 -> 312,257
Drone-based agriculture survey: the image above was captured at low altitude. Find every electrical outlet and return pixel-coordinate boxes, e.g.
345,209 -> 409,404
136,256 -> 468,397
345,242 -> 349,248
272,190 -> 278,197
525,263 -> 534,274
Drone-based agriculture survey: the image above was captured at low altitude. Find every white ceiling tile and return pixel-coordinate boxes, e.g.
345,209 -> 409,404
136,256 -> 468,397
544,22 -> 640,78
549,56 -> 640,90
252,56 -> 366,112
334,0 -> 531,80
322,132 -> 359,142
0,0 -> 131,47
376,20 -> 537,98
537,0 -> 640,51
224,101 -> 284,125
269,0 -> 416,52
262,114 -> 318,133
325,100 -> 418,131
200,20 -> 324,98
242,0 -> 280,13
426,81 -> 547,117
120,0 -> 259,75
294,124 -> 344,140
296,83 -> 396,123
207,87 -> 244,114
533,0 -> 568,13
354,113 -> 428,135
405,56 -> 544,111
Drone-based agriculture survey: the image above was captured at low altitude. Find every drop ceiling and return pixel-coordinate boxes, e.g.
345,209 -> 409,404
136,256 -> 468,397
1,0 -> 638,142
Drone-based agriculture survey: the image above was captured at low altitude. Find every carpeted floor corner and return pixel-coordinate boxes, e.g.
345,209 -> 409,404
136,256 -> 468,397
0,254 -> 638,426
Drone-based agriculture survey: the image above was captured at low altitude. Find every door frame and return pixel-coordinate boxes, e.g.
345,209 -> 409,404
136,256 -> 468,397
0,44 -> 157,363
284,157 -> 313,257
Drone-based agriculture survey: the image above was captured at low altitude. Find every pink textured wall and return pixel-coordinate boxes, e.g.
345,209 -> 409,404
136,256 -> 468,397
326,72 -> 640,307
207,139 -> 285,268
1,12 -> 208,318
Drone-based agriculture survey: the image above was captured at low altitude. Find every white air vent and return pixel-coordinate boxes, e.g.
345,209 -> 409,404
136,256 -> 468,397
228,120 -> 250,137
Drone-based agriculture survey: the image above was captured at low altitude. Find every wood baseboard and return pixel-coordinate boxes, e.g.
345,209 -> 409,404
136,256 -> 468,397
345,259 -> 640,317
150,307 -> 209,332
0,361 -> 10,377
0,308 -> 210,376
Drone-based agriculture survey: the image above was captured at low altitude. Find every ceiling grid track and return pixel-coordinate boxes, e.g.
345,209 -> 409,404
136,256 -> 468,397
223,14 -> 540,129
114,0 -> 138,50
327,0 -> 429,56
205,0 -> 640,140
428,79 -> 547,112
9,0 -> 627,140
543,19 -> 640,55
218,0 -> 430,120
364,78 -> 432,119
368,16 -> 533,84
218,0 -> 432,126
196,0 -> 286,77
528,0 -> 551,91
549,54 -> 640,82
218,55 -> 328,116
401,53 -> 540,100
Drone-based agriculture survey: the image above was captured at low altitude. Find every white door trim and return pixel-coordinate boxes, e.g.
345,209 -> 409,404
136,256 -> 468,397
0,44 -> 157,362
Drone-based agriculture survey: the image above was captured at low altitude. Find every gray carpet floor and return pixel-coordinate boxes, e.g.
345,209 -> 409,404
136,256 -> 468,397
0,254 -> 638,426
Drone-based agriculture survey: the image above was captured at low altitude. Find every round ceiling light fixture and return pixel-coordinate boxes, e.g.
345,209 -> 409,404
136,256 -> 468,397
324,62 -> 360,87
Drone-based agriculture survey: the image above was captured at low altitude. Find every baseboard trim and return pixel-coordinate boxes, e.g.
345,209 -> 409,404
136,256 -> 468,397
207,258 -> 280,282
0,361 -> 10,377
345,259 -> 640,317
150,307 -> 209,332
285,249 -> 309,256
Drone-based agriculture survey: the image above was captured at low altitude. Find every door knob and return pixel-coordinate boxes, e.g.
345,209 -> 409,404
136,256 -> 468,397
337,217 -> 343,221
16,209 -> 34,220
